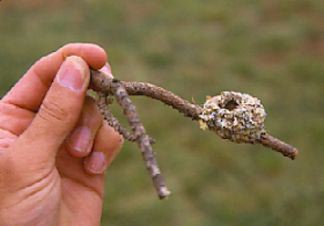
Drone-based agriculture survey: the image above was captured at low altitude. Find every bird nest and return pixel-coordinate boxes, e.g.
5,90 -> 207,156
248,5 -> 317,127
199,91 -> 267,143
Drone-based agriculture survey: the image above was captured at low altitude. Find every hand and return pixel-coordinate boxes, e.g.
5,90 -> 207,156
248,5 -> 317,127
0,43 -> 123,226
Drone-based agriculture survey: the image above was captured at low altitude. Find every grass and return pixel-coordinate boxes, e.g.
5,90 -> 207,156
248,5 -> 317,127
1,0 -> 323,225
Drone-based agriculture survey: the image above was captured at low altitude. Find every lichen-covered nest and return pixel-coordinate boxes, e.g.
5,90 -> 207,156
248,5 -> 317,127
199,91 -> 267,143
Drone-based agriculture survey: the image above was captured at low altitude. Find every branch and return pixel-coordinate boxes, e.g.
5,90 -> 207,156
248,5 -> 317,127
90,70 -> 203,120
96,93 -> 137,142
259,133 -> 298,159
93,74 -> 171,199
90,69 -> 299,198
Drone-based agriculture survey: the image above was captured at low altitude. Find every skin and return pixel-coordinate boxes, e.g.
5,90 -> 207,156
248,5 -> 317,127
0,43 -> 123,226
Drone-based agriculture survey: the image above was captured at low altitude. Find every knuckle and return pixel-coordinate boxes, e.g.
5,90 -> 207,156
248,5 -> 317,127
38,100 -> 70,123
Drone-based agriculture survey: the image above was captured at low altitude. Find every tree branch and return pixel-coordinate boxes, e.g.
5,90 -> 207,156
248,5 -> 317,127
259,133 -> 298,159
90,69 -> 299,199
93,74 -> 171,199
90,70 -> 203,119
96,93 -> 137,142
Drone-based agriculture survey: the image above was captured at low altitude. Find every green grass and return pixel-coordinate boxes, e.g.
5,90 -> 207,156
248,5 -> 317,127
1,0 -> 323,225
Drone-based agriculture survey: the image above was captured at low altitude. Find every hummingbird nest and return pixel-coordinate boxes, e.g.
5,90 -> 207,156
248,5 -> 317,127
199,91 -> 267,144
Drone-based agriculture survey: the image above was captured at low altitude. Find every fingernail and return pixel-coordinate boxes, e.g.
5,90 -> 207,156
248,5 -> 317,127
84,151 -> 107,174
69,126 -> 91,153
99,63 -> 114,78
57,56 -> 87,92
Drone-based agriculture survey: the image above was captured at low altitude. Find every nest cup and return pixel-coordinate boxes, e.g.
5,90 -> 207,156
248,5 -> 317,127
199,91 -> 267,144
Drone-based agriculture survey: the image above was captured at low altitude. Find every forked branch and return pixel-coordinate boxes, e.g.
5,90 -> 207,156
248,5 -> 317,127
90,69 -> 299,199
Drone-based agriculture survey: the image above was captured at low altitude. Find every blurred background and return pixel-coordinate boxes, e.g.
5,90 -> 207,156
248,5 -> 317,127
0,0 -> 323,225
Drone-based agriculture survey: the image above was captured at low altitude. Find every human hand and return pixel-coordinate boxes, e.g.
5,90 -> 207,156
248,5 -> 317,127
0,43 -> 123,226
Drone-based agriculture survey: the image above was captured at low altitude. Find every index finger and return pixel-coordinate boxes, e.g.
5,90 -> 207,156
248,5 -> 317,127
2,43 -> 107,112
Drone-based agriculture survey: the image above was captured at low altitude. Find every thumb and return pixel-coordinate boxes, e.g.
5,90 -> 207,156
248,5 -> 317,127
18,56 -> 90,163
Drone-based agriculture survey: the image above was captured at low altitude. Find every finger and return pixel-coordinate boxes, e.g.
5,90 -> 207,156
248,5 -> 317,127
99,63 -> 114,78
84,121 -> 123,175
16,56 -> 90,164
2,43 -> 107,112
65,97 -> 103,158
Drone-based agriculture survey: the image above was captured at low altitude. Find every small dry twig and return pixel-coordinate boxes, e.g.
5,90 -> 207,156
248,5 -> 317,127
90,69 -> 299,199
97,93 -> 137,142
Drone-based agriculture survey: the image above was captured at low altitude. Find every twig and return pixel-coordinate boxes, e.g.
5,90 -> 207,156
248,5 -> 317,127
97,93 -> 137,142
121,81 -> 203,119
97,76 -> 171,199
258,133 -> 298,160
90,70 -> 203,119
90,69 -> 299,198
